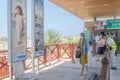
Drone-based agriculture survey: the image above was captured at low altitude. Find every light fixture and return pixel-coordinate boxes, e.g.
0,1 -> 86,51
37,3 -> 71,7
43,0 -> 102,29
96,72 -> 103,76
103,4 -> 109,6
80,1 -> 85,4
63,4 -> 67,6
70,8 -> 73,10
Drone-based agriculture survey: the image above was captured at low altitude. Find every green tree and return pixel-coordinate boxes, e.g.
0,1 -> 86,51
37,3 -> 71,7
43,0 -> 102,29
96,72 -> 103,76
45,29 -> 63,44
0,37 -> 8,41
66,37 -> 79,43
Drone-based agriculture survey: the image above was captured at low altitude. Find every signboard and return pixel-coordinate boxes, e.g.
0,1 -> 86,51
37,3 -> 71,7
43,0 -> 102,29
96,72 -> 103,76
34,0 -> 44,56
11,0 -> 27,62
107,19 -> 120,29
95,21 -> 106,30
84,31 -> 90,41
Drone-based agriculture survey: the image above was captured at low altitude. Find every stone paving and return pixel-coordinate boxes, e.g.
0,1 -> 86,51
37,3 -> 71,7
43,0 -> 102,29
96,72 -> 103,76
35,55 -> 120,80
35,57 -> 101,80
110,54 -> 120,80
3,55 -> 120,80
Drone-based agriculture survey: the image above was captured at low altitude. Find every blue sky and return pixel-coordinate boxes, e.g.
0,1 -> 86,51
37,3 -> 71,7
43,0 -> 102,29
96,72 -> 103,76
0,0 -> 84,38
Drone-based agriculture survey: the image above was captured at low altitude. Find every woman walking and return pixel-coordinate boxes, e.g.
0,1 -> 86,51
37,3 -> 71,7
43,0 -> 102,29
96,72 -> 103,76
79,33 -> 88,76
96,34 -> 105,61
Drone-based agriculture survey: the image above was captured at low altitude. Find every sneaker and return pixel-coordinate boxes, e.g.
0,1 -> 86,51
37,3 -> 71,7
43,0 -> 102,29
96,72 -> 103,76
96,59 -> 99,61
71,61 -> 75,63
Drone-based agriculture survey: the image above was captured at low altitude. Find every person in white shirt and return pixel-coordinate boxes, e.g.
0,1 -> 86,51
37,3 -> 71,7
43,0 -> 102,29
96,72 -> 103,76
95,34 -> 100,43
88,41 -> 94,68
95,34 -> 100,54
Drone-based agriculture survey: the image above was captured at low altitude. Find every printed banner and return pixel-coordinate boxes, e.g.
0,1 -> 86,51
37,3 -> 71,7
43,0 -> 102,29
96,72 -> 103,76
34,0 -> 44,56
11,0 -> 27,62
95,21 -> 106,30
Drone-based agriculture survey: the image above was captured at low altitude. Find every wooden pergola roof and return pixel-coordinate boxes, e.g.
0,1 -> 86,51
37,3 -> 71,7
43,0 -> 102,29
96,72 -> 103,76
51,0 -> 120,20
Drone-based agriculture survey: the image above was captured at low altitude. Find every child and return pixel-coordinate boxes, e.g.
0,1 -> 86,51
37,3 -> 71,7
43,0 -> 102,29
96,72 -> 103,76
13,5 -> 24,44
92,40 -> 96,56
88,41 -> 93,68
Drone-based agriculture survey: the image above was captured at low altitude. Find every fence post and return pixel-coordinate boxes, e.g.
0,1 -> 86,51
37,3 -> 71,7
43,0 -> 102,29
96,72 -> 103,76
68,44 -> 71,59
71,43 -> 75,62
59,44 -> 62,58
44,48 -> 46,66
22,60 -> 26,70
57,44 -> 60,61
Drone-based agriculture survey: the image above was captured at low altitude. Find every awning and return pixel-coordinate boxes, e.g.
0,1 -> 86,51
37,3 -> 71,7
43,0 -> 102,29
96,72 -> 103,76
51,0 -> 120,20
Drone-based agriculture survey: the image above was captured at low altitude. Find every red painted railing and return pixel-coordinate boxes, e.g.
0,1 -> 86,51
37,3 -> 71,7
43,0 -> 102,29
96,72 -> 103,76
0,43 -> 78,79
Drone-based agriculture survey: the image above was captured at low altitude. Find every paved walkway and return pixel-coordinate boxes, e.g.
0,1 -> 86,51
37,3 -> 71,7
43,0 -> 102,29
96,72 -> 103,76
35,57 -> 102,80
110,54 -> 120,80
35,55 -> 120,80
4,55 -> 120,80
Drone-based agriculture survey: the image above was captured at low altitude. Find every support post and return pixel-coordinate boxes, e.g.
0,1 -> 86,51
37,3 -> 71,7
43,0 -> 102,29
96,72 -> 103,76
8,0 -> 13,80
37,57 -> 39,71
114,16 -> 116,19
94,17 -> 97,21
31,0 -> 35,72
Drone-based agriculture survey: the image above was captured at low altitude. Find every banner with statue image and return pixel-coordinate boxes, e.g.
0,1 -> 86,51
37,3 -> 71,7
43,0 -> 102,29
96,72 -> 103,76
34,0 -> 44,56
11,0 -> 27,62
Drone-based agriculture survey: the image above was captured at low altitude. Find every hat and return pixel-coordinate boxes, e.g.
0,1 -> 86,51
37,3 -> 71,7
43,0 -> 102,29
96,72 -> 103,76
110,32 -> 115,35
